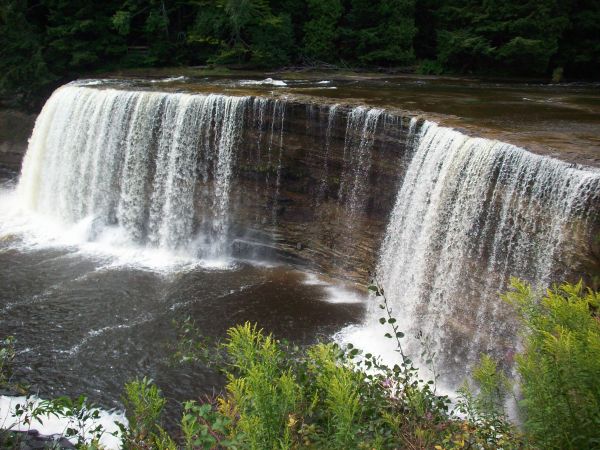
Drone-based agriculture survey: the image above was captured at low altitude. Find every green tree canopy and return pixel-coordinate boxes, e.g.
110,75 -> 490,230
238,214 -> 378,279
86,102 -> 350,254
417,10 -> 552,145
1,0 -> 600,108
340,0 -> 416,66
435,0 -> 570,75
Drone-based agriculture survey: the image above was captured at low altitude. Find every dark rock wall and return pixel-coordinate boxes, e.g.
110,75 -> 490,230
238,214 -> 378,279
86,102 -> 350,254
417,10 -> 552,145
0,109 -> 37,172
227,100 -> 416,282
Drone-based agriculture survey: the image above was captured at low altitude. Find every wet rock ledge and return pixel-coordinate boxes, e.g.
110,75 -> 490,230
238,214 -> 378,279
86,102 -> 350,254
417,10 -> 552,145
0,109 -> 37,172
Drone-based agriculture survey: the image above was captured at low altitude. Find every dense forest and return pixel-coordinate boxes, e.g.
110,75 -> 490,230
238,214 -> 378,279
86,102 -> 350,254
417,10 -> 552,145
1,0 -> 600,108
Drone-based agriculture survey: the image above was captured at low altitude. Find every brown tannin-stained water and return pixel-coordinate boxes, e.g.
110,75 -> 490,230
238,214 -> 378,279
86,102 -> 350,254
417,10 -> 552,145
1,169 -> 364,414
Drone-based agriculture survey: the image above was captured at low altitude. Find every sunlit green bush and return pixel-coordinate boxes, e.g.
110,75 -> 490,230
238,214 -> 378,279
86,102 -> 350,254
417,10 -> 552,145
161,282 -> 524,449
504,279 -> 600,449
121,376 -> 167,449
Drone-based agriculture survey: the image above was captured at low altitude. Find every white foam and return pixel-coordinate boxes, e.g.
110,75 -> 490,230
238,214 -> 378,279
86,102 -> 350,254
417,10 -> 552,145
149,76 -> 187,83
239,78 -> 287,87
322,286 -> 365,304
58,312 -> 154,356
0,395 -> 126,449
302,272 -> 328,286
302,273 -> 366,304
0,186 -> 237,273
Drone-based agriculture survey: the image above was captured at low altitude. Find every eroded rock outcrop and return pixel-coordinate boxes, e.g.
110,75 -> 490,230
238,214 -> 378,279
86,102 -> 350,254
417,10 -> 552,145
0,109 -> 36,171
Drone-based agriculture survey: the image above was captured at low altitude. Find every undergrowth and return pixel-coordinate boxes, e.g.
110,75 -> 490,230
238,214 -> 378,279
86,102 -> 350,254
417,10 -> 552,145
2,279 -> 599,448
119,281 -> 526,450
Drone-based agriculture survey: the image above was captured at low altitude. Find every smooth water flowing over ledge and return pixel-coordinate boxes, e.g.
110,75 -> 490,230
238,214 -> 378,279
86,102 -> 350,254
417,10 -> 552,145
80,74 -> 600,167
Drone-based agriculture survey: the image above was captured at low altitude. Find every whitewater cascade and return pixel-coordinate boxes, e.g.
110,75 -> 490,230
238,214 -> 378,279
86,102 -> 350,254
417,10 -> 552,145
18,86 -> 251,258
16,84 -> 395,265
374,120 -> 600,383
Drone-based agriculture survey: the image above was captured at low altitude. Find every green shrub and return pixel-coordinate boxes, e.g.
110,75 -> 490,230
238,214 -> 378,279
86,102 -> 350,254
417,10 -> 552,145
504,278 -> 600,449
193,285 -> 522,449
219,322 -> 301,449
122,377 -> 166,448
171,316 -> 218,366
0,336 -> 15,387
417,59 -> 444,75
455,355 -> 523,449
305,343 -> 362,448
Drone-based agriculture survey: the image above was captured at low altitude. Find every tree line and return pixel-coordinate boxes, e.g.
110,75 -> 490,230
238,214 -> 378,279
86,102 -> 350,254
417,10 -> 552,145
1,0 -> 599,108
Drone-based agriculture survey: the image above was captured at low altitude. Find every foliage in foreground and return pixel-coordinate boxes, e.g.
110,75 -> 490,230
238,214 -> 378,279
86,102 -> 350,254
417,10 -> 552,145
2,279 -> 599,448
504,279 -> 600,450
121,279 -> 600,449
1,337 -> 109,449
121,282 -> 525,450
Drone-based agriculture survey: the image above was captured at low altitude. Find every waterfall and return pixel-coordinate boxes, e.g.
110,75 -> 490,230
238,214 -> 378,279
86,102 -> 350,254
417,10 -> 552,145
249,97 -> 286,227
338,107 -> 383,222
272,101 -> 286,222
316,104 -> 339,206
14,81 -> 599,383
371,120 -> 600,385
18,85 -> 249,259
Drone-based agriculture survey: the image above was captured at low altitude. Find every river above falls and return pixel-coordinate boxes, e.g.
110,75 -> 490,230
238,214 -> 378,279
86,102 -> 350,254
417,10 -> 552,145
96,70 -> 600,167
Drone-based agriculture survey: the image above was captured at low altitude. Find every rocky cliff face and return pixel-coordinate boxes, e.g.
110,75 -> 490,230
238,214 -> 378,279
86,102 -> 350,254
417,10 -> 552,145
0,109 -> 37,171
227,100 -> 416,281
